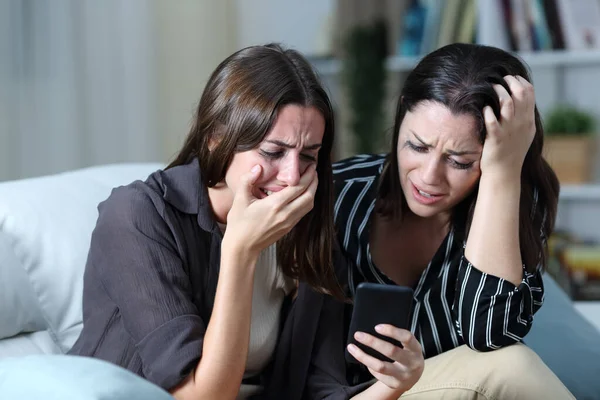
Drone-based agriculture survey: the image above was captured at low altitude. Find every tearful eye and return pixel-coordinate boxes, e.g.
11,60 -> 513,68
301,153 -> 317,162
448,158 -> 474,170
260,150 -> 283,159
406,141 -> 427,153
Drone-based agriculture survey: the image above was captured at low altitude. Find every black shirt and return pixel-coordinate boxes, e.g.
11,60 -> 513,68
332,154 -> 545,358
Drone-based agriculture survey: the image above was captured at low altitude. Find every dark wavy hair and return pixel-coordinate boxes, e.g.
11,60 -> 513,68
168,43 -> 343,298
378,43 -> 560,273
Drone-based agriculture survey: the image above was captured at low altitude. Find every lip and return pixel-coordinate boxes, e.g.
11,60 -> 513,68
410,182 -> 445,205
256,185 -> 283,199
262,186 -> 284,193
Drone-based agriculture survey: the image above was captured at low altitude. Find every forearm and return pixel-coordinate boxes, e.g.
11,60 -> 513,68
175,247 -> 258,400
351,381 -> 405,400
464,173 -> 523,286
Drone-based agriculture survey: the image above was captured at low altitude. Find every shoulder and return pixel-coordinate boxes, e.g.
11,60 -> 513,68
96,171 -> 168,230
332,154 -> 385,202
333,154 -> 386,183
97,160 -> 204,230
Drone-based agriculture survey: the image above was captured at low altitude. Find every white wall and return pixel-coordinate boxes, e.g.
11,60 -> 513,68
0,0 -> 239,182
3,1 -> 600,184
154,0 -> 237,163
235,0 -> 335,56
0,0 -> 161,181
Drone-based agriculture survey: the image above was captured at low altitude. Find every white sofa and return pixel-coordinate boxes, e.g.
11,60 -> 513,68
0,163 -> 163,357
1,163 -> 599,399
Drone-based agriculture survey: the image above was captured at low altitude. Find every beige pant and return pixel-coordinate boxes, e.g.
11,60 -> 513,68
401,343 -> 574,399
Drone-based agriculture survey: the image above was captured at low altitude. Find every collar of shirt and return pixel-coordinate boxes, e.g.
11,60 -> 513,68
156,158 -> 217,234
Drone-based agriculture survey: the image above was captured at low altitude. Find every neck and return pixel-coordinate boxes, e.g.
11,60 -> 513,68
207,183 -> 231,224
400,211 -> 452,238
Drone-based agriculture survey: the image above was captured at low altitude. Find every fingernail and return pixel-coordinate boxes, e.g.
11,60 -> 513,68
251,165 -> 260,173
355,332 -> 365,340
347,344 -> 357,352
375,325 -> 384,333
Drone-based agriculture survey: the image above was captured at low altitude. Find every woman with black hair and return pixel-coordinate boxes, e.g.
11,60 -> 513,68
305,43 -> 573,399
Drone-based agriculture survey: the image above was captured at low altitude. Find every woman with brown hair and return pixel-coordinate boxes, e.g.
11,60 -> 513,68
68,43 -> 360,399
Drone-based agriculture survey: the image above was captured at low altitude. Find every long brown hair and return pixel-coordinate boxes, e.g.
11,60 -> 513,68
167,43 -> 343,298
378,43 -> 560,273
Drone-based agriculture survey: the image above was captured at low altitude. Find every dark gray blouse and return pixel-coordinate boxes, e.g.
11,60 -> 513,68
68,160 -> 224,390
68,159 -> 369,399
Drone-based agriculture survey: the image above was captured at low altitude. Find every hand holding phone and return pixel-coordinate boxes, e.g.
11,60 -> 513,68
345,282 -> 414,364
345,283 -> 424,392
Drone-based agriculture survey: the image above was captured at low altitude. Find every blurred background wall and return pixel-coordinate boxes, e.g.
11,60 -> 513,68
0,0 -> 239,181
2,0 -> 600,186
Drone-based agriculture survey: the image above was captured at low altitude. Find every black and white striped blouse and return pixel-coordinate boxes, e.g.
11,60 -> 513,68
333,154 -> 544,358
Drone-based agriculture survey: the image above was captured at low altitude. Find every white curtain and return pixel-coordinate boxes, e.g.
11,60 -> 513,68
0,0 -> 161,181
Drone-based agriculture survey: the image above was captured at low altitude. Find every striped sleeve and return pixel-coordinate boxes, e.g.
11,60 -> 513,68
453,255 -> 544,351
453,186 -> 547,351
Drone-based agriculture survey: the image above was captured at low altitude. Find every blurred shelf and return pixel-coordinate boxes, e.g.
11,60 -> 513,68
311,49 -> 600,77
518,49 -> 600,68
560,184 -> 600,201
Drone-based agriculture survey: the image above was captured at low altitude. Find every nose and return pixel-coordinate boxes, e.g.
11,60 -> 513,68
420,155 -> 443,186
277,154 -> 301,186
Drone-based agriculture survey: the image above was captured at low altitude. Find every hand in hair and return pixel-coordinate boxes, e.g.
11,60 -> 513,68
348,325 -> 424,399
221,163 -> 318,260
480,75 -> 536,178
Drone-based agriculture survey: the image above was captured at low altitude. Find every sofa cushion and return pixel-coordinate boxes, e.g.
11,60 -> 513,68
0,231 -> 46,339
0,354 -> 174,399
526,274 -> 600,400
0,331 -> 62,358
0,163 -> 163,353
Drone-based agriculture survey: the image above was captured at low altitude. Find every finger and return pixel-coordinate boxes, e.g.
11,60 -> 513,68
346,343 -> 393,376
375,325 -> 422,355
493,83 -> 514,121
284,168 -> 318,216
513,75 -> 536,116
504,75 -> 534,117
274,170 -> 318,232
354,331 -> 404,364
238,164 -> 262,201
268,164 -> 317,207
483,106 -> 500,138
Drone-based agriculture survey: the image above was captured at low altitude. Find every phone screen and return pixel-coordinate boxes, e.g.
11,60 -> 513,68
345,282 -> 414,364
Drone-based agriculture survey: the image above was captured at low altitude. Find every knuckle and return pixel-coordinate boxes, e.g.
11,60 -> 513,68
388,380 -> 402,390
486,117 -> 499,128
389,347 -> 402,361
414,339 -> 423,353
512,86 -> 525,97
524,83 -> 534,94
398,330 -> 410,343
272,200 -> 284,212
372,361 -> 386,374
275,213 -> 288,226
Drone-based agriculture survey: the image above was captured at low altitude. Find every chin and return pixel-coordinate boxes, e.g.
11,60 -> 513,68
406,201 -> 442,218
